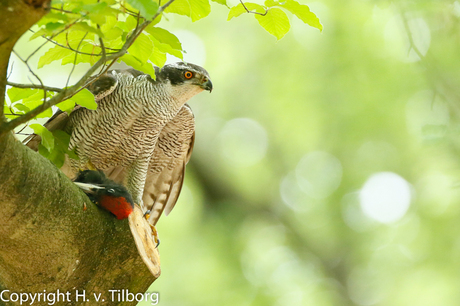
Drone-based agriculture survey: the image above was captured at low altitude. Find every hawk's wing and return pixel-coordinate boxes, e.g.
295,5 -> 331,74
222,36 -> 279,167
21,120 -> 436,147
143,104 -> 195,225
105,104 -> 195,226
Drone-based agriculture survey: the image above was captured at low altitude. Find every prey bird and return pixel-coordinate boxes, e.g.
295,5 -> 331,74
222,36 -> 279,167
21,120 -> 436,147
74,170 -> 134,220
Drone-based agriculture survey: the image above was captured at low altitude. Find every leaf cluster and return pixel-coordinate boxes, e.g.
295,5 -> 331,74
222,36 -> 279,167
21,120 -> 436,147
4,0 -> 321,166
228,0 -> 322,40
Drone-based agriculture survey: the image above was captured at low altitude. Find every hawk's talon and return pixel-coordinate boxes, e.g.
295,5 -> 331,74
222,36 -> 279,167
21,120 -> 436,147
142,209 -> 159,247
144,209 -> 151,221
149,224 -> 160,248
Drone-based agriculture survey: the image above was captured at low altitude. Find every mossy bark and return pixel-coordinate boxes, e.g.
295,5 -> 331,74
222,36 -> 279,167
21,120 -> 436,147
0,1 -> 156,305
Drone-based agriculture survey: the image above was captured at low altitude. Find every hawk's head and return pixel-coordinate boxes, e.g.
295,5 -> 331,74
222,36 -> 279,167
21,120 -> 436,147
157,62 -> 213,93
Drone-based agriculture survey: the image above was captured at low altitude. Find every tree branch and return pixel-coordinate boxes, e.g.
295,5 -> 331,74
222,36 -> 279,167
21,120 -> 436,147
6,81 -> 62,92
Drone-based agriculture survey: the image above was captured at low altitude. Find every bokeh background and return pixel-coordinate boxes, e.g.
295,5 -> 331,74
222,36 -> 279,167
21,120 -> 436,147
10,0 -> 460,305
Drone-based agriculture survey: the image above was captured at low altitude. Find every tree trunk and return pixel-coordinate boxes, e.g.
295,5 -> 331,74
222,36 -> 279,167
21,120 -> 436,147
0,1 -> 157,305
0,133 -> 155,306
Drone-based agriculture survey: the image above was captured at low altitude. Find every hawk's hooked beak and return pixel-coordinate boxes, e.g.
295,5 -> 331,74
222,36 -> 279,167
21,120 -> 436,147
201,78 -> 213,93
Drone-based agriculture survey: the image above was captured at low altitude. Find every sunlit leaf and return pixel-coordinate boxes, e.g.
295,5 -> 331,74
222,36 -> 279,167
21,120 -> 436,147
145,26 -> 182,50
37,12 -> 69,26
13,104 -> 30,114
125,15 -> 139,31
126,0 -> 159,19
265,0 -> 322,31
145,27 -> 183,59
72,22 -> 104,37
211,0 -> 227,5
121,54 -> 158,77
30,22 -> 66,40
68,89 -> 97,110
7,88 -> 39,103
37,46 -> 74,69
227,3 -> 266,21
82,2 -> 120,25
166,0 -> 211,22
56,99 -> 76,113
30,124 -> 54,152
128,33 -> 154,63
255,8 -> 290,40
150,48 -> 167,67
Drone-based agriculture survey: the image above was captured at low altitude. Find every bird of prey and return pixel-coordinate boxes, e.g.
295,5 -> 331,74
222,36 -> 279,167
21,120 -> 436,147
73,170 -> 134,220
26,62 -> 212,227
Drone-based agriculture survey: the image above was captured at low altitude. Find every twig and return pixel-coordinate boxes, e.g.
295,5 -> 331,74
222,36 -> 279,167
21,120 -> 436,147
35,30 -> 117,56
66,33 -> 88,88
239,0 -> 268,16
26,18 -> 83,63
15,123 -> 29,135
12,51 -> 45,96
6,82 -> 62,92
50,7 -> 77,14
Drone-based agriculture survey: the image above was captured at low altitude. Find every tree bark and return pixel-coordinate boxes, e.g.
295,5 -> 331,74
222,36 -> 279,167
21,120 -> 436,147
0,1 -> 157,305
0,133 -> 155,306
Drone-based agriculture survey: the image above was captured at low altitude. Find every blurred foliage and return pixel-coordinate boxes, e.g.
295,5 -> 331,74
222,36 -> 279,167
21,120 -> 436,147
7,0 -> 460,305
137,0 -> 460,305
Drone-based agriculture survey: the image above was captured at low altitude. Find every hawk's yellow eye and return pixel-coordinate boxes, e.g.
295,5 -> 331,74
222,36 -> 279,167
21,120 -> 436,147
184,71 -> 193,79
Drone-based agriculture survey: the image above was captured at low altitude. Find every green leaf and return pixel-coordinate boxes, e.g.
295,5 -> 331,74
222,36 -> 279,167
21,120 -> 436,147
128,33 -> 154,63
211,0 -> 227,6
38,143 -> 50,158
4,105 -> 12,115
145,26 -> 182,50
227,3 -> 266,21
99,17 -> 122,45
125,15 -> 138,31
13,104 -> 31,114
46,22 -> 65,32
53,130 -> 71,149
265,0 -> 322,31
166,0 -> 211,22
37,12 -> 69,26
121,54 -> 158,77
145,27 -> 183,59
56,99 -> 76,113
7,88 -> 39,102
150,48 -> 167,67
255,8 -> 290,40
30,124 -> 54,152
83,2 -> 120,24
37,129 -> 80,167
30,28 -> 48,41
72,22 -> 104,37
68,89 -> 97,110
38,46 -> 74,68
126,0 -> 159,19
61,43 -> 102,66
53,130 -> 80,161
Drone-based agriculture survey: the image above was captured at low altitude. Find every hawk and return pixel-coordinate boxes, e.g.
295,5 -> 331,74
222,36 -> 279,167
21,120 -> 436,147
26,62 -> 212,227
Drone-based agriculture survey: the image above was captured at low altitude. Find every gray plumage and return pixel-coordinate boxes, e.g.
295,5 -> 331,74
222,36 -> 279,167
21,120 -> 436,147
26,62 -> 212,226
